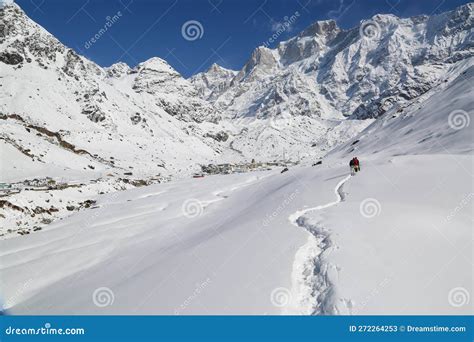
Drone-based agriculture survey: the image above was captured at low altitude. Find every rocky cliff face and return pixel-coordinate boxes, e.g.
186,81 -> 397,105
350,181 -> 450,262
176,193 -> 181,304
129,57 -> 219,123
190,63 -> 237,101
193,3 -> 473,121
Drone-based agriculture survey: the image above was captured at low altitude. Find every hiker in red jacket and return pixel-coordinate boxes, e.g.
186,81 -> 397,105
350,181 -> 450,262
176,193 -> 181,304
353,157 -> 360,172
349,157 -> 361,175
349,157 -> 355,175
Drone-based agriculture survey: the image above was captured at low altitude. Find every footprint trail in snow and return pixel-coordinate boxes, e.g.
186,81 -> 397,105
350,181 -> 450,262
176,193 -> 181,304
287,174 -> 352,315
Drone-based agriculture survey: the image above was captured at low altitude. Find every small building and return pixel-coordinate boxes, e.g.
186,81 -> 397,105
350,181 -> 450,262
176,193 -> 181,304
0,183 -> 11,190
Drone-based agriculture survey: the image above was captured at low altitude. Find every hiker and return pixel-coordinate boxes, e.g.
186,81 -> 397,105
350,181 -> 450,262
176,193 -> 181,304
354,157 -> 360,172
349,157 -> 361,175
349,158 -> 355,175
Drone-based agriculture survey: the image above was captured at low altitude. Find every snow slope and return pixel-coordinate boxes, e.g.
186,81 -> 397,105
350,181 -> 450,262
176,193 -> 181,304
1,169 -> 311,314
284,156 -> 472,315
328,58 -> 474,159
313,155 -> 472,315
282,56 -> 474,315
1,154 -> 471,315
0,2 -> 236,237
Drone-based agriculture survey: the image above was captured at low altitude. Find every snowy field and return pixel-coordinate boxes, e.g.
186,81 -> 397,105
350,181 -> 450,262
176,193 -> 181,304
0,1 -> 473,317
1,153 -> 472,315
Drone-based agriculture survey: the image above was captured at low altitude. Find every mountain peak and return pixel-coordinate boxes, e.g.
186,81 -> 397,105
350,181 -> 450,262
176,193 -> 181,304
205,63 -> 237,75
370,13 -> 399,21
209,62 -> 222,70
105,62 -> 131,78
0,1 -> 28,22
136,57 -> 178,75
446,2 -> 474,22
189,64 -> 237,101
299,19 -> 340,38
1,1 -> 25,25
208,63 -> 225,72
235,45 -> 278,81
0,2 -> 72,68
0,0 -> 16,8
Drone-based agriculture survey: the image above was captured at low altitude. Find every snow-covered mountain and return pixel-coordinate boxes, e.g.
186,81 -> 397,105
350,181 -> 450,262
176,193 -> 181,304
190,63 -> 237,102
328,58 -> 474,159
0,3 -> 225,184
190,3 -> 473,160
2,2 -> 472,178
194,4 -> 473,121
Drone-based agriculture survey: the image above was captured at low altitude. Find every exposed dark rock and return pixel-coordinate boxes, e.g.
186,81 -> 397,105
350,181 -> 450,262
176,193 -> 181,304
0,52 -> 23,65
205,131 -> 229,142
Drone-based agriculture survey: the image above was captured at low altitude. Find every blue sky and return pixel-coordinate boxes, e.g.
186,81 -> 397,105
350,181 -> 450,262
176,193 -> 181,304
14,0 -> 471,77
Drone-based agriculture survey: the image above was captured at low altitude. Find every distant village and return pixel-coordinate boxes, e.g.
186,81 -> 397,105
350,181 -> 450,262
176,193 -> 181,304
198,159 -> 299,176
0,177 -> 78,196
0,159 -> 302,195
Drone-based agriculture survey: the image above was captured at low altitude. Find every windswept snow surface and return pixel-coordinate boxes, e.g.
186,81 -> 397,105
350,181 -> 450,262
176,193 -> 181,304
1,153 -> 472,315
1,169 -> 310,314
287,156 -> 472,315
